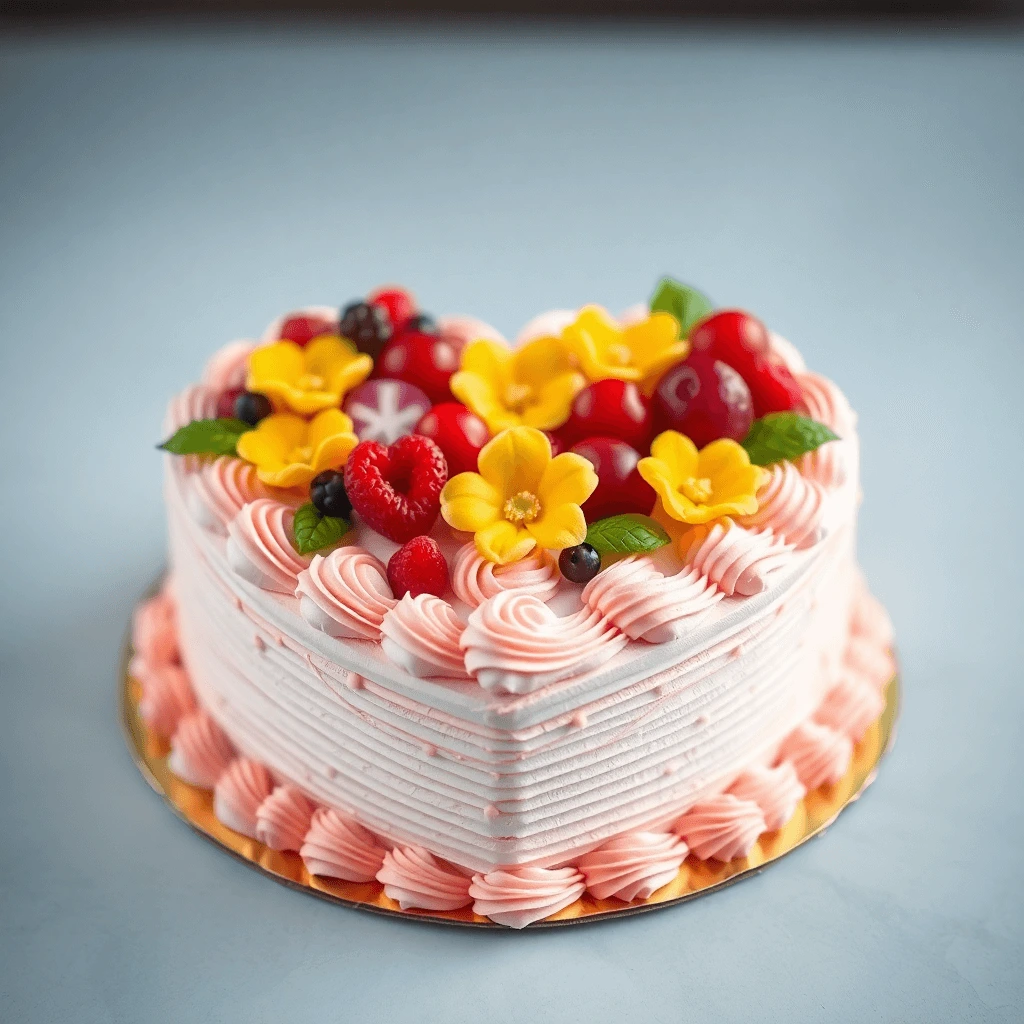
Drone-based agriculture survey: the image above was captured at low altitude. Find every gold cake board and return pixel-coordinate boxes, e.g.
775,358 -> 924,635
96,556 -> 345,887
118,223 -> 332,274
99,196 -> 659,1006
119,627 -> 900,929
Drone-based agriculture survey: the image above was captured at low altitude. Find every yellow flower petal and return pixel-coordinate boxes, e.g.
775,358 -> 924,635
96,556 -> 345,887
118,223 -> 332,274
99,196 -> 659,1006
307,408 -> 356,448
450,371 -> 519,433
476,426 -> 551,497
236,413 -> 307,467
475,519 -> 537,565
441,472 -> 503,533
248,341 -> 304,390
648,430 -> 700,480
537,452 -> 598,509
511,335 -> 576,386
461,338 -> 512,379
520,372 -> 586,431
527,502 -> 587,552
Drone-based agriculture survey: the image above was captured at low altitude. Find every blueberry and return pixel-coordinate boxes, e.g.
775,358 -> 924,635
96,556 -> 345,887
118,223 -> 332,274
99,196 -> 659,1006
234,391 -> 272,426
339,300 -> 392,359
310,470 -> 353,519
558,543 -> 601,584
403,313 -> 438,334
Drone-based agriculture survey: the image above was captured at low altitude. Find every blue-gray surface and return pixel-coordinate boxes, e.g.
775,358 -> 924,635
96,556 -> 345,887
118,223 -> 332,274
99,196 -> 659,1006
1,21 -> 1022,1023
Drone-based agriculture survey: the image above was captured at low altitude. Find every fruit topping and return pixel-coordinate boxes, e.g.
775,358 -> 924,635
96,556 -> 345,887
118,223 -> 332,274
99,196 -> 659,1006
387,535 -> 450,599
558,543 -> 601,584
368,286 -> 416,332
414,402 -> 489,476
688,310 -> 801,417
344,435 -> 448,543
558,378 -> 653,452
233,391 -> 273,426
310,469 -> 353,520
216,387 -> 244,421
339,301 -> 392,360
343,379 -> 432,445
277,313 -> 337,346
403,313 -> 438,334
375,331 -> 460,405
570,438 -> 657,519
652,353 -> 753,448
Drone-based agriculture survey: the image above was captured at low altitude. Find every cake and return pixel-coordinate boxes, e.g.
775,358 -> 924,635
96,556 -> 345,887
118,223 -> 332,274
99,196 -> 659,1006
131,280 -> 896,928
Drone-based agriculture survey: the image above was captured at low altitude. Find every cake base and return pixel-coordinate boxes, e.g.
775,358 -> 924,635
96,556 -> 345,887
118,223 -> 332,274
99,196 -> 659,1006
119,598 -> 901,928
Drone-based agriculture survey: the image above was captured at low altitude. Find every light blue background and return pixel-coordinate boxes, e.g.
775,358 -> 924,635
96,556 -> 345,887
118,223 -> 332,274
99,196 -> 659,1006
1,22 -> 1022,1023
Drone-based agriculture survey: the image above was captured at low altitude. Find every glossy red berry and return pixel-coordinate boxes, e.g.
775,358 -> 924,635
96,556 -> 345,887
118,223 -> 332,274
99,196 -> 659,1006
368,286 -> 416,332
570,438 -> 657,519
343,379 -> 432,444
414,402 -> 489,476
343,435 -> 448,543
277,313 -> 336,346
559,543 -> 601,585
387,535 -> 450,599
375,332 -> 461,405
216,387 -> 243,420
560,379 -> 653,452
652,353 -> 753,448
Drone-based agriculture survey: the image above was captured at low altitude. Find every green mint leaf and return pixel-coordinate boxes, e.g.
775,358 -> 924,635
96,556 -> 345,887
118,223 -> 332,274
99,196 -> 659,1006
649,276 -> 714,337
293,502 -> 350,555
584,514 -> 671,556
158,418 -> 249,457
741,413 -> 840,466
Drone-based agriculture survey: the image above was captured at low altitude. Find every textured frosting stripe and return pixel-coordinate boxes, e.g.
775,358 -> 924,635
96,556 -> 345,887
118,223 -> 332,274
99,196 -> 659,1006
255,785 -> 317,852
777,721 -> 853,791
581,557 -> 722,643
680,520 -> 792,597
202,340 -> 256,392
300,807 -> 386,882
295,547 -> 396,641
727,762 -> 805,831
576,832 -> 688,902
227,499 -> 311,594
451,543 -> 560,608
168,710 -> 235,789
213,758 -> 274,839
462,592 -> 628,693
815,673 -> 885,742
376,846 -> 472,911
380,594 -> 470,679
468,866 -> 585,928
673,794 -> 766,862
189,457 -> 273,535
738,462 -> 827,549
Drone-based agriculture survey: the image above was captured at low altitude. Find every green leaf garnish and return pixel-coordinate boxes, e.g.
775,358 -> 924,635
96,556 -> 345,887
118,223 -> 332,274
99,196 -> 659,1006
649,277 -> 714,337
292,501 -> 350,555
741,413 -> 840,466
584,514 -> 671,556
158,418 -> 250,457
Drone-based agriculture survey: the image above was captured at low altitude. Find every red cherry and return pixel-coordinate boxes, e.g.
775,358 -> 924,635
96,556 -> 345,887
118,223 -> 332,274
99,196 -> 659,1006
560,379 -> 653,452
414,403 -> 490,476
277,313 -> 337,346
375,332 -> 460,405
570,438 -> 657,520
652,353 -> 754,448
745,356 -> 804,416
216,387 -> 243,420
368,286 -> 416,331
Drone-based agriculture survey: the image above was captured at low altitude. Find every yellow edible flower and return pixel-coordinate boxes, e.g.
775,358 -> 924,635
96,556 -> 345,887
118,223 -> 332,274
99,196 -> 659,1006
440,426 -> 598,564
247,336 -> 372,415
637,431 -> 764,525
450,336 -> 585,434
236,409 -> 359,488
561,306 -> 689,392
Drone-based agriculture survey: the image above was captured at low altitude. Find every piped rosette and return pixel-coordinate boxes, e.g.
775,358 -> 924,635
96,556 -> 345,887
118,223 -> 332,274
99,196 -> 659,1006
468,865 -> 586,929
577,831 -> 689,902
461,591 -> 628,693
168,710 -> 235,789
300,807 -> 386,882
202,339 -> 256,392
796,372 -> 856,488
163,384 -> 219,472
380,594 -> 471,679
673,794 -> 767,862
777,721 -> 853,791
188,456 -> 274,535
450,542 -> 560,608
679,519 -> 792,598
738,462 -> 828,549
727,762 -> 805,832
581,556 -> 722,644
295,547 -> 396,641
255,784 -> 317,852
227,499 -> 311,594
376,846 -> 473,912
213,758 -> 274,839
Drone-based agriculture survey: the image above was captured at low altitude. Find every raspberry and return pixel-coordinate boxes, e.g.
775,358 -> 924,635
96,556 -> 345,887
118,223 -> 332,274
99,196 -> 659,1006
343,435 -> 448,543
278,313 -> 336,346
387,535 -> 450,599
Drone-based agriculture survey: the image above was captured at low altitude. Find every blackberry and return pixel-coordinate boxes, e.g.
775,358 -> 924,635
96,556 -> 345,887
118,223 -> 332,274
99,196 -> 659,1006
339,300 -> 392,359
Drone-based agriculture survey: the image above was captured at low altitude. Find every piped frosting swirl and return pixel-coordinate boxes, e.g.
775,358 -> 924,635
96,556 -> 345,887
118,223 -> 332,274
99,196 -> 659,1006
679,520 -> 792,597
451,543 -> 560,608
815,672 -> 884,742
376,846 -> 472,912
189,456 -> 273,535
380,594 -> 470,679
132,590 -> 179,666
168,710 -> 235,789
673,794 -> 767,862
227,499 -> 311,594
300,807 -> 386,882
255,785 -> 317,852
295,547 -> 396,641
134,662 -> 196,738
738,462 -> 827,549
163,383 -> 218,435
202,340 -> 255,392
727,762 -> 805,831
213,758 -> 274,839
777,721 -> 853,791
469,865 -> 586,929
577,831 -> 688,902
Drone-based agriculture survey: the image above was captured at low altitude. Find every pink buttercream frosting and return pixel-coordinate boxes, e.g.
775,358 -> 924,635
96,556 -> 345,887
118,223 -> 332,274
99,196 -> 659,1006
380,594 -> 470,679
727,762 -> 805,831
462,592 -> 628,693
581,557 -> 722,643
295,547 -> 396,641
852,579 -> 895,647
134,661 -> 196,738
777,721 -> 853,791
797,371 -> 856,436
132,591 -> 179,666
815,672 -> 885,741
376,846 -> 473,912
168,710 -> 235,789
679,520 -> 792,597
227,499 -> 311,594
673,794 -> 767,862
469,865 -> 586,928
845,633 -> 896,690
259,304 -> 339,345
213,758 -> 274,839
300,807 -> 386,882
202,340 -> 256,392
163,383 -> 218,435
436,314 -> 506,353
739,462 -> 827,549
188,456 -> 274,535
577,831 -> 688,902
255,785 -> 317,852
451,543 -> 560,608
516,308 -> 577,344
